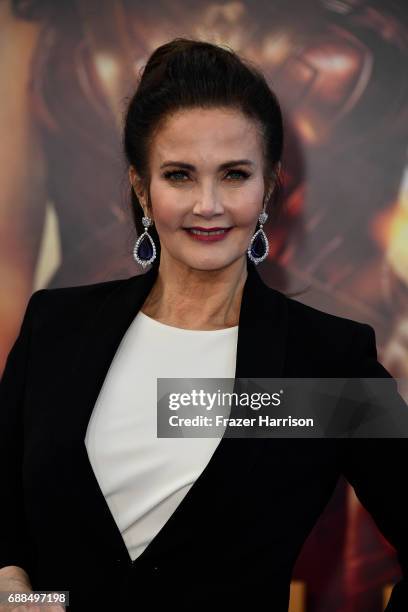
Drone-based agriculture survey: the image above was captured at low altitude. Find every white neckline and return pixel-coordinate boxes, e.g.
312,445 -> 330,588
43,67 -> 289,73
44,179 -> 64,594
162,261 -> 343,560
137,310 -> 239,334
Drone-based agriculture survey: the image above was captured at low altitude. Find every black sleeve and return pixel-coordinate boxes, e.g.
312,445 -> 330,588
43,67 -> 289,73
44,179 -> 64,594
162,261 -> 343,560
341,323 -> 408,611
0,289 -> 47,574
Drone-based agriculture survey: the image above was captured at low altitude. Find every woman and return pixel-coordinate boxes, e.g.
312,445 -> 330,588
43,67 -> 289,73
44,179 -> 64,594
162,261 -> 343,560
0,38 -> 406,612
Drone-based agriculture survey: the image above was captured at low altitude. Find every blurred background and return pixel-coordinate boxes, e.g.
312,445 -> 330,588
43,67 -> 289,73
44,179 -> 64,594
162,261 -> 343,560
0,0 -> 407,610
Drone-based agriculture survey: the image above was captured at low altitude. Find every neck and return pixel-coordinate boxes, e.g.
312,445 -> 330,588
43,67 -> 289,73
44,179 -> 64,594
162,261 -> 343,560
141,256 -> 248,330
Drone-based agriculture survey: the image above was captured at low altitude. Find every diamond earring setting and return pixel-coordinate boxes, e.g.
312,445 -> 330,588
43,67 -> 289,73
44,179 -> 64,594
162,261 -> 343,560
133,215 -> 157,267
247,209 -> 269,265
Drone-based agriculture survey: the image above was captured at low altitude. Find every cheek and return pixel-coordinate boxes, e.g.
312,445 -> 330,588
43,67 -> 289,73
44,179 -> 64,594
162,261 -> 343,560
233,195 -> 263,227
230,181 -> 265,225
150,184 -> 183,230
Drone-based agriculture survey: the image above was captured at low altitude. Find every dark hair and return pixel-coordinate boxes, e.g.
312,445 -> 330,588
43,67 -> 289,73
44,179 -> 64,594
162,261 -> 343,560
122,37 -> 284,272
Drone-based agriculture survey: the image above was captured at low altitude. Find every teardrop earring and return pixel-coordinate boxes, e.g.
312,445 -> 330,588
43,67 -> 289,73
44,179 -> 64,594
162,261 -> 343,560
133,214 -> 157,268
247,208 -> 269,265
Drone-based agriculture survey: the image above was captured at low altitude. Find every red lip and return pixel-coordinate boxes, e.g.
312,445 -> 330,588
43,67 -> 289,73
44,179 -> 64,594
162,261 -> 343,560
185,227 -> 231,231
184,227 -> 232,242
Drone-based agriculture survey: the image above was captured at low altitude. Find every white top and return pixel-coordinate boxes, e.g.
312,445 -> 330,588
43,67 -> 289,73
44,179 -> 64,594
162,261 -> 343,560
85,310 -> 239,561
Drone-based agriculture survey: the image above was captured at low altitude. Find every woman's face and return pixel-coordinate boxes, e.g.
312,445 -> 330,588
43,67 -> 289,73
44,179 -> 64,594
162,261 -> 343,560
130,107 -> 274,272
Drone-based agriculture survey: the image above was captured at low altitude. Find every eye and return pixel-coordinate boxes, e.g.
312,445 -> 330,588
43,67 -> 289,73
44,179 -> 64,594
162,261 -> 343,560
225,169 -> 251,180
163,170 -> 189,181
163,169 -> 250,182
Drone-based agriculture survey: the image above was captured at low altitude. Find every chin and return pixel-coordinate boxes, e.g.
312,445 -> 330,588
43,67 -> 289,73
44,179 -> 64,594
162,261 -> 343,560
181,255 -> 242,272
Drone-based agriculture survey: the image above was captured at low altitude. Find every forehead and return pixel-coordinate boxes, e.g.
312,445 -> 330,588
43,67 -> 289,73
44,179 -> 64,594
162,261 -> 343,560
150,108 -> 263,163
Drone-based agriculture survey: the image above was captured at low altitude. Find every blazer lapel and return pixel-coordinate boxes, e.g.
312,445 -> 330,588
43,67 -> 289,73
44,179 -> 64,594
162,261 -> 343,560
67,261 -> 288,565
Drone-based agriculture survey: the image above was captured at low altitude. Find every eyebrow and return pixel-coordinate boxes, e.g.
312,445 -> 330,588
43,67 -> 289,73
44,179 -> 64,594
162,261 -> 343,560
160,159 -> 255,170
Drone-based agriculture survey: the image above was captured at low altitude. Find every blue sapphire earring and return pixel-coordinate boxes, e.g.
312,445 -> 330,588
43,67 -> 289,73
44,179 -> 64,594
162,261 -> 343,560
133,214 -> 157,268
247,208 -> 269,265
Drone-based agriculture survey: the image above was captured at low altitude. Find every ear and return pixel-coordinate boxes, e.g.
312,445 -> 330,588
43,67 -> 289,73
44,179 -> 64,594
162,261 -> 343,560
269,161 -> 282,197
129,166 -> 147,207
128,165 -> 137,187
265,162 -> 282,197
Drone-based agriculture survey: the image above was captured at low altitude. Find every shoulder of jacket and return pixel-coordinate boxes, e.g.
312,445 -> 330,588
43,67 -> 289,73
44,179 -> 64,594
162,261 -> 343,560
33,276 -> 128,298
274,291 -> 377,376
281,290 -> 374,339
26,276 -> 134,323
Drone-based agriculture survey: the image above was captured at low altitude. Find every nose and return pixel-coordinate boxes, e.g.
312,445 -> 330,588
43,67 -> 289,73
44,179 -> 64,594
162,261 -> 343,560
192,184 -> 224,218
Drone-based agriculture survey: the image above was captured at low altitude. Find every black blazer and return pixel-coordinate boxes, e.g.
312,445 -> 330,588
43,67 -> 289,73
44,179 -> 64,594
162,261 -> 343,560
0,261 -> 406,611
